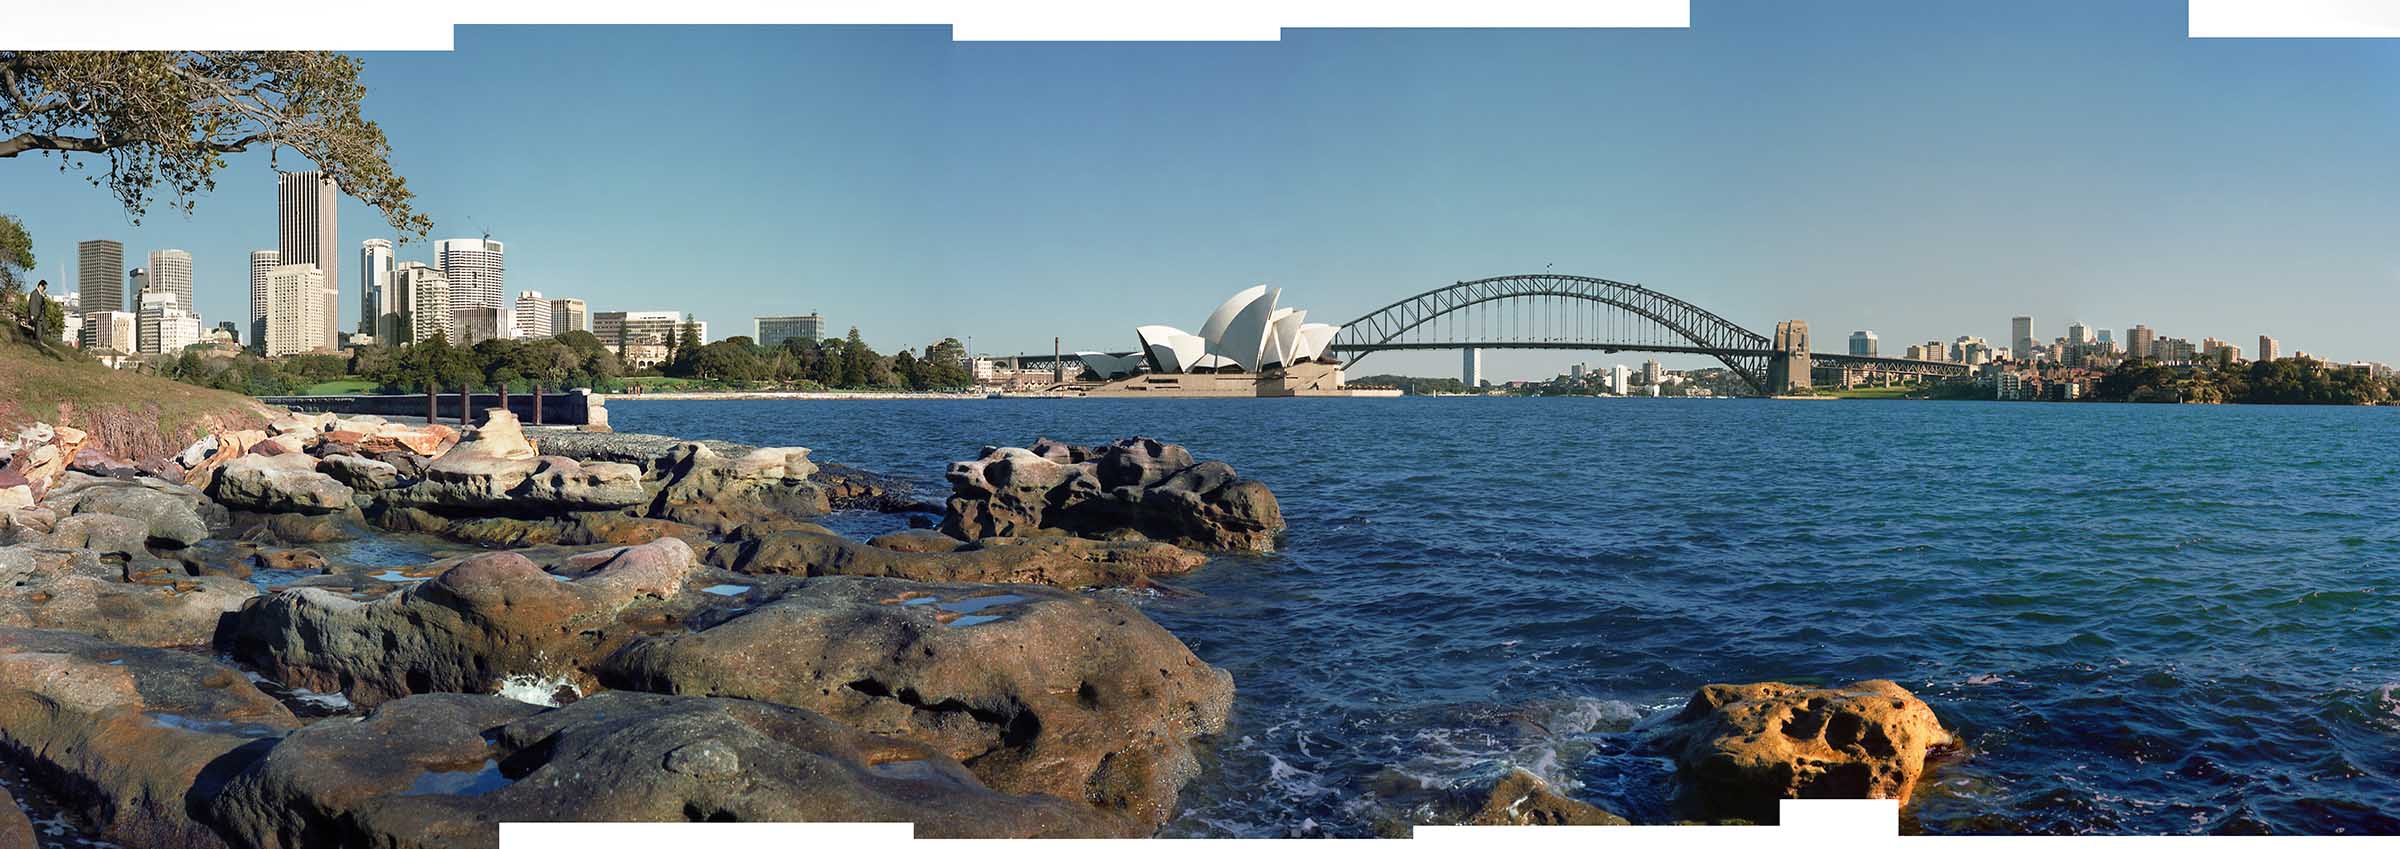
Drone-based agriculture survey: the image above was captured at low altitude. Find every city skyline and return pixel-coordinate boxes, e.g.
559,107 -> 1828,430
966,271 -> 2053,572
12,3 -> 2399,381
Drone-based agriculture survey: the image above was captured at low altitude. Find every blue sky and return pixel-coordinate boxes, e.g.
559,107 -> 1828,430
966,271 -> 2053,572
10,0 -> 2397,381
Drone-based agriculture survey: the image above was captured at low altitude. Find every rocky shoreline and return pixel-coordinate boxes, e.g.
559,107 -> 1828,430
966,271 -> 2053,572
0,410 -> 1962,846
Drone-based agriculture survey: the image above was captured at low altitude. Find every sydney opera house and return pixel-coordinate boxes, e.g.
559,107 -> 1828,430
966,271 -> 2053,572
1072,286 -> 1392,397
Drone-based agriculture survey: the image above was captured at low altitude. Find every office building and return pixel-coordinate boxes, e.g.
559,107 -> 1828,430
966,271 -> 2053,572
514,291 -> 553,338
83,310 -> 135,354
2066,322 -> 2091,346
137,291 -> 199,355
1609,364 -> 1632,395
1642,358 -> 1663,385
359,239 -> 395,340
2011,316 -> 2034,359
127,268 -> 147,306
263,263 -> 328,357
1462,348 -> 1482,388
451,306 -> 508,344
247,249 -> 279,351
76,240 -> 124,346
1848,330 -> 1878,357
435,238 -> 505,313
754,313 -> 827,349
277,171 -> 340,350
2258,335 -> 2280,362
2126,325 -> 2156,360
392,262 -> 451,345
549,297 -> 587,336
145,249 -> 193,305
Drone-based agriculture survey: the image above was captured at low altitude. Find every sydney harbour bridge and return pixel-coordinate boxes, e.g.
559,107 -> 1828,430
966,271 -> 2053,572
1007,273 -> 1973,395
1324,274 -> 1971,394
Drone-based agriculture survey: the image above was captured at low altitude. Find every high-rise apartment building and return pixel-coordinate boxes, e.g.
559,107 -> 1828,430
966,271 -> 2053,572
76,240 -> 124,347
435,238 -> 505,312
127,267 -> 148,305
513,291 -> 554,338
1642,359 -> 1663,385
1848,330 -> 1878,357
137,291 -> 199,355
754,313 -> 827,349
2257,335 -> 2280,362
248,250 -> 280,352
1461,348 -> 1482,388
146,249 -> 193,305
359,239 -> 395,340
548,297 -> 587,336
2010,316 -> 2034,360
1608,364 -> 1633,395
263,263 -> 328,357
2066,322 -> 2091,346
277,171 -> 340,350
393,262 -> 451,345
2127,325 -> 2156,360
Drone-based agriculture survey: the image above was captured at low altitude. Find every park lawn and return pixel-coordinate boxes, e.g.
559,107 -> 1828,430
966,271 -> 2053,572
297,379 -> 380,396
622,376 -> 702,390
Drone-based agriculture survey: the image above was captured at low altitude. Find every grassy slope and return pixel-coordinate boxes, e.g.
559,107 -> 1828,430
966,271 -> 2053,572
0,328 -> 273,462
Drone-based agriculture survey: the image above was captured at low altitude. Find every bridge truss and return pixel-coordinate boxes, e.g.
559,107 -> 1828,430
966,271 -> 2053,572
1326,274 -> 1780,392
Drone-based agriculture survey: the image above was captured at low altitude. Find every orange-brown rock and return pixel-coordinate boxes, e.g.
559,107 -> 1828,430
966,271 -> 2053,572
710,525 -> 1205,588
1641,679 -> 1953,823
1464,768 -> 1629,826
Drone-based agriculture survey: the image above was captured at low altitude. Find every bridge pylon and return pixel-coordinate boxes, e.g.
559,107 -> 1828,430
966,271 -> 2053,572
1767,320 -> 1812,395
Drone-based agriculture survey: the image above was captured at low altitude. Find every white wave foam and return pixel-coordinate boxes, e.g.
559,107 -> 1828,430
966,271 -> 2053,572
495,673 -> 581,707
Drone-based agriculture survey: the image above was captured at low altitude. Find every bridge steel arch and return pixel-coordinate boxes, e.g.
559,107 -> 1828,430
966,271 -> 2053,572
1328,274 -> 1779,393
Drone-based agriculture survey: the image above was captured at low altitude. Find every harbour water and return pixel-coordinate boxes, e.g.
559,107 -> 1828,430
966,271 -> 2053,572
609,397 -> 2400,835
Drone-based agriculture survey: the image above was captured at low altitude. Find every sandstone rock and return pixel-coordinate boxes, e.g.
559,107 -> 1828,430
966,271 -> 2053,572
728,446 -> 816,481
317,453 -> 400,491
0,628 -> 299,849
267,412 -> 336,436
712,526 -> 1207,588
232,510 -> 360,545
51,476 -> 212,548
597,576 -> 1233,828
942,438 -> 1282,551
251,432 -> 311,457
358,422 -> 457,458
41,513 -> 152,556
209,691 -> 1138,848
251,548 -> 328,573
176,434 -> 220,468
373,506 -> 708,549
211,453 -> 356,514
1464,768 -> 1629,826
0,784 -> 34,849
1640,680 -> 1953,823
0,483 -> 31,511
225,539 -> 701,706
650,442 -> 831,533
68,446 -> 141,478
0,546 -> 254,647
518,456 -> 647,510
869,528 -> 965,553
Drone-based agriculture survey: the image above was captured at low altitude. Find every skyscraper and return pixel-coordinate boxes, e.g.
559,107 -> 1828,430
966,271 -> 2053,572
146,249 -> 193,306
76,240 -> 124,347
263,263 -> 327,357
434,238 -> 505,312
393,262 -> 452,345
1848,330 -> 1878,357
513,291 -> 553,338
277,171 -> 340,350
2011,316 -> 2034,361
2258,335 -> 2280,362
2127,325 -> 2155,359
548,297 -> 587,336
248,250 -> 280,353
2066,322 -> 2091,346
359,238 -> 395,340
1462,347 -> 1482,388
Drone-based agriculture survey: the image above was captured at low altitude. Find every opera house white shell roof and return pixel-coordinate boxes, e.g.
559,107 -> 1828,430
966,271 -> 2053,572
1119,286 -> 1339,375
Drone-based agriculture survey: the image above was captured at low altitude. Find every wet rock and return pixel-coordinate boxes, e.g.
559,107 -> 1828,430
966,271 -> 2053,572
0,628 -> 298,849
870,528 -> 964,553
209,691 -> 1138,848
1465,768 -> 1629,826
0,546 -> 254,648
1640,679 -> 1953,823
224,539 -> 701,706
211,453 -> 356,514
710,525 -> 1205,588
232,510 -> 361,545
317,453 -> 400,491
250,548 -> 327,574
597,576 -> 1233,829
373,506 -> 708,549
941,437 -> 1281,551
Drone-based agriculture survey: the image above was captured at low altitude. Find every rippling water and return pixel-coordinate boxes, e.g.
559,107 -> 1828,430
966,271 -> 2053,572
608,397 -> 2400,836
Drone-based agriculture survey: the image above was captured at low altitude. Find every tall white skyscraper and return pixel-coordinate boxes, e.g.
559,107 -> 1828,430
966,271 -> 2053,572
393,262 -> 452,345
277,171 -> 340,349
1462,347 -> 1482,388
434,238 -> 505,311
146,249 -> 193,306
513,290 -> 553,338
359,238 -> 395,340
264,263 -> 327,357
248,250 -> 280,352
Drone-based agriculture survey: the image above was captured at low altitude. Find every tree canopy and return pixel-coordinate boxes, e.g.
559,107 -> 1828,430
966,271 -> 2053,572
0,51 -> 429,236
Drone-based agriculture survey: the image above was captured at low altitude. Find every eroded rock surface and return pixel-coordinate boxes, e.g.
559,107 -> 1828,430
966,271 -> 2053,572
597,575 -> 1232,829
0,546 -> 253,647
1640,679 -> 1953,823
208,691 -> 1139,848
941,437 -> 1281,551
709,525 -> 1205,588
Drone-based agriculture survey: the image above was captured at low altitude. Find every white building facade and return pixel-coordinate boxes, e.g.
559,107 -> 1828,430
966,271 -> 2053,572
264,263 -> 328,357
513,290 -> 553,338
